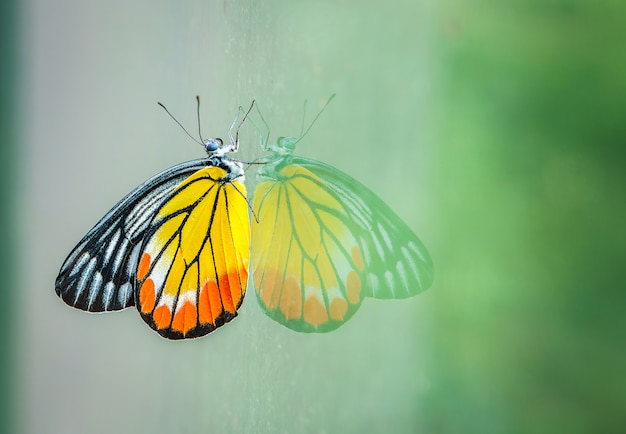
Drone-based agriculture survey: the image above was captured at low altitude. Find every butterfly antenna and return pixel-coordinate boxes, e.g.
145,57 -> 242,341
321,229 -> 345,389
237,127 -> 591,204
299,99 -> 308,137
196,96 -> 205,144
253,103 -> 271,149
229,100 -> 255,152
294,93 -> 336,145
158,101 -> 204,147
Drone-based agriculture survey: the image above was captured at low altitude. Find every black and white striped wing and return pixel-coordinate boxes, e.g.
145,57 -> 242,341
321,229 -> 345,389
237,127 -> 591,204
55,159 -> 209,312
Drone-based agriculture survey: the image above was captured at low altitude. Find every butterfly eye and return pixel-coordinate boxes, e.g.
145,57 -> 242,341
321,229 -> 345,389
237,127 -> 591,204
204,138 -> 223,152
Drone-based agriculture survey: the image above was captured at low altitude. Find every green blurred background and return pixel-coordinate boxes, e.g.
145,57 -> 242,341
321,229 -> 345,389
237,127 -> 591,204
8,0 -> 625,433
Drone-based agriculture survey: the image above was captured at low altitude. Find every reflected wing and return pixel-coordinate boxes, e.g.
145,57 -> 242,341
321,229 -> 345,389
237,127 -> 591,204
55,159 -> 209,312
252,157 -> 433,333
294,157 -> 434,299
136,167 -> 250,340
252,164 -> 367,333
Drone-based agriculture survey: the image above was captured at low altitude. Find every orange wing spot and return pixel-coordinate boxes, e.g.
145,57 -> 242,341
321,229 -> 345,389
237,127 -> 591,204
227,269 -> 245,308
253,266 -> 262,289
351,246 -> 364,271
137,253 -> 152,281
198,281 -> 216,325
153,305 -> 172,330
139,279 -> 156,313
258,268 -> 282,310
346,270 -> 362,304
218,273 -> 235,313
280,276 -> 302,320
171,302 -> 198,335
329,298 -> 348,321
209,279 -> 224,322
303,296 -> 328,328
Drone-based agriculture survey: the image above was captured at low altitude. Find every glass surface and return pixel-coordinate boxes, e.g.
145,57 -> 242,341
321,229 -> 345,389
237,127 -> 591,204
19,0 -> 625,433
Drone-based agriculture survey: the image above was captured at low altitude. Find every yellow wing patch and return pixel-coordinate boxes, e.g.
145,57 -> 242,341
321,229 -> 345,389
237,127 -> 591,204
137,167 -> 250,339
252,165 -> 365,332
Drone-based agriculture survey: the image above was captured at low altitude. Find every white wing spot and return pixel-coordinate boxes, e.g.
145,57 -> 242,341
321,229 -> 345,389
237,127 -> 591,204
118,282 -> 132,306
158,293 -> 176,311
174,291 -> 197,314
378,222 -> 393,251
70,252 -> 91,278
407,241 -> 426,262
110,238 -> 130,278
75,257 -> 97,304
102,282 -> 116,310
126,243 -> 142,275
87,272 -> 103,309
371,230 -> 386,263
103,228 -> 121,266
384,270 -> 394,290
401,246 -> 419,274
396,260 -> 409,294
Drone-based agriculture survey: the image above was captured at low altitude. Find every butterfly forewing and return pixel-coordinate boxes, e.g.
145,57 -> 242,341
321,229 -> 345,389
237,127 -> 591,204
55,159 -> 209,312
136,167 -> 250,339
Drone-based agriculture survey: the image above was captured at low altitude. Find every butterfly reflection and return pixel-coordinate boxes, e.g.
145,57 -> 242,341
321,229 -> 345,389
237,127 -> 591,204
251,96 -> 434,333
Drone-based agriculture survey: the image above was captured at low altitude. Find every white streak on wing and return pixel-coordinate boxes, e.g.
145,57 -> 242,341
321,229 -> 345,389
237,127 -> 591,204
125,186 -> 170,236
133,182 -> 171,217
415,268 -> 423,289
102,228 -> 121,266
401,246 -> 418,275
87,272 -> 103,309
147,245 -> 173,294
396,260 -> 408,293
62,233 -> 96,270
304,287 -> 324,304
125,243 -> 142,278
324,286 -> 343,303
110,237 -> 130,278
174,291 -> 197,314
126,244 -> 141,272
407,241 -> 426,263
157,293 -> 176,311
118,283 -> 132,306
369,273 -> 379,292
102,282 -> 116,310
75,256 -> 97,304
126,244 -> 141,270
371,228 -> 387,264
378,222 -> 393,251
403,246 -> 423,291
360,241 -> 373,268
384,270 -> 394,292
323,231 -> 352,292
69,252 -> 91,278
97,220 -> 117,242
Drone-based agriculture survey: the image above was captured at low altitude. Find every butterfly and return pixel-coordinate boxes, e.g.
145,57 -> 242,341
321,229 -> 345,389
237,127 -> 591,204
55,99 -> 254,340
250,96 -> 434,333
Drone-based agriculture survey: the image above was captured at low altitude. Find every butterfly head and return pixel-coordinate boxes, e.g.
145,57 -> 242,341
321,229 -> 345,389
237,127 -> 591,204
255,94 -> 335,161
268,136 -> 297,156
203,137 -> 225,154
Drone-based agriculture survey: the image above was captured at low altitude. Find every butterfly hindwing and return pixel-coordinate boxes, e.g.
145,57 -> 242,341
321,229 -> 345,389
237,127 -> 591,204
55,159 -> 209,312
136,166 -> 250,339
252,163 -> 367,333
